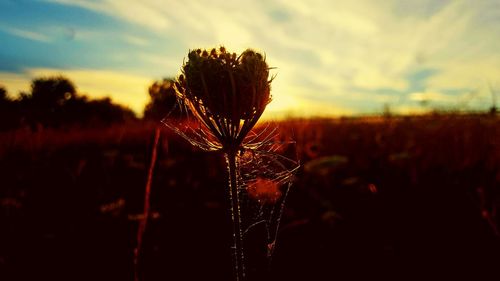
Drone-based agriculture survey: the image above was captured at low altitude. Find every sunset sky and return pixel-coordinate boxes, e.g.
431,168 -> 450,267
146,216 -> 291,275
1,0 -> 499,118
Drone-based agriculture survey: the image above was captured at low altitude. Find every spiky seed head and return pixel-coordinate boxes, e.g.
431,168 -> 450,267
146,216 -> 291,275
174,46 -> 273,149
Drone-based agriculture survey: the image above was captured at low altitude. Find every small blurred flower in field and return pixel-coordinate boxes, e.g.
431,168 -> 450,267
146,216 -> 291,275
100,197 -> 125,216
128,212 -> 160,221
0,197 -> 23,210
368,183 -> 378,194
247,177 -> 282,205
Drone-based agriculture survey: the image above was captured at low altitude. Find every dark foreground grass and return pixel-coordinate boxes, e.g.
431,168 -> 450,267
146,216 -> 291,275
0,114 -> 499,281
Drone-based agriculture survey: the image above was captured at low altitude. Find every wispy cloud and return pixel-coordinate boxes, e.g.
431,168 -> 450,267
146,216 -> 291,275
0,26 -> 51,42
44,0 -> 170,31
409,91 -> 457,103
43,0 -> 103,13
11,0 -> 500,115
123,35 -> 150,47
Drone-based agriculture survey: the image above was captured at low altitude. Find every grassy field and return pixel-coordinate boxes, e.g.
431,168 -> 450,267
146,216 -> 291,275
1,114 -> 499,281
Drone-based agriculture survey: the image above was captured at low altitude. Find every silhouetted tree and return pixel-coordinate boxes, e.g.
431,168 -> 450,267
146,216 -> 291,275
0,86 -> 7,101
20,76 -> 77,128
488,83 -> 498,115
143,78 -> 183,121
0,86 -> 21,130
86,97 -> 136,125
2,76 -> 137,130
31,76 -> 77,105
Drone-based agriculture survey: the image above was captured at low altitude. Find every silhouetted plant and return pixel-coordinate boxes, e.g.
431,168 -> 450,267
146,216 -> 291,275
173,46 -> 273,281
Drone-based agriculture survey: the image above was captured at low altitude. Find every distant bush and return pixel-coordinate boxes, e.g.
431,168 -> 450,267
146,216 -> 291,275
0,86 -> 20,131
143,78 -> 183,121
0,76 -> 136,131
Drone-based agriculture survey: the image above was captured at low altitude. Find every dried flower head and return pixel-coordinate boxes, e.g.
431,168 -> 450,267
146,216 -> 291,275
174,46 -> 273,151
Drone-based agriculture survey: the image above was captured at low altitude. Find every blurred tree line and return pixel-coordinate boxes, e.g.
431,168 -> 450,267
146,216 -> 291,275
0,76 -> 181,131
143,78 -> 182,121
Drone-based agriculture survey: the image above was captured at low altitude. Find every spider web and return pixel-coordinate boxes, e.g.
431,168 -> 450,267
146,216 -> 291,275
161,102 -> 299,273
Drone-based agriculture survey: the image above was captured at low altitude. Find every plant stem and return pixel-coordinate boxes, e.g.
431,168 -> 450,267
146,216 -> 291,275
135,127 -> 161,281
226,150 -> 245,281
